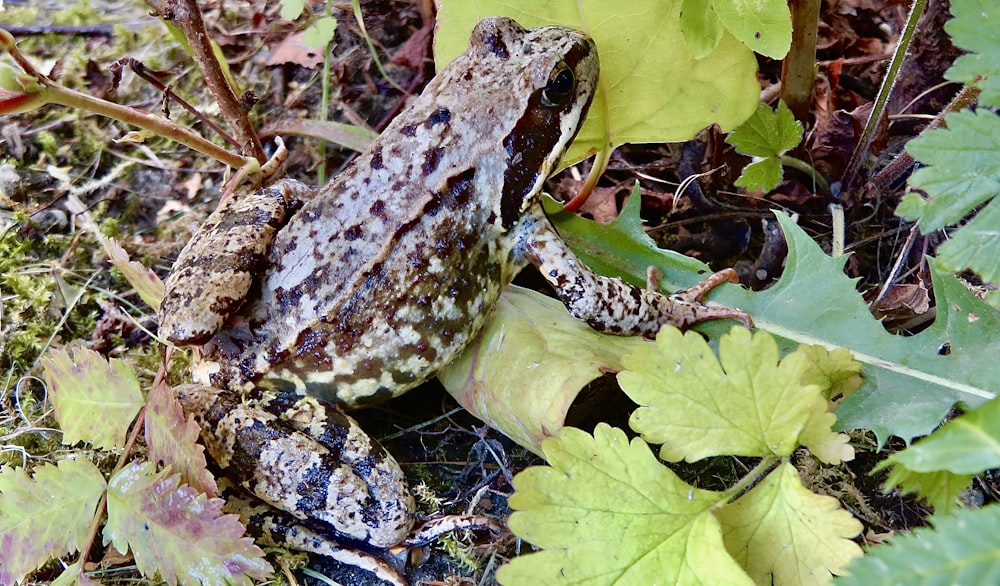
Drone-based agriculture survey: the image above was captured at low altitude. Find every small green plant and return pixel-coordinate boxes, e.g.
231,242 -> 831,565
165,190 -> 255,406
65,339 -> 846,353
495,327 -> 862,584
896,0 -> 1000,307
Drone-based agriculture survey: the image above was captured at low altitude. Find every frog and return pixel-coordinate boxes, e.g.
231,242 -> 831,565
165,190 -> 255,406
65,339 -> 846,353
159,14 -> 752,577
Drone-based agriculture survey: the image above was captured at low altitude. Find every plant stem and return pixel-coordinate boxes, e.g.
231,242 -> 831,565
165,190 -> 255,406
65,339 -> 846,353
841,0 -> 928,194
0,28 -> 248,169
779,154 -> 830,194
146,0 -> 266,163
780,0 -> 821,122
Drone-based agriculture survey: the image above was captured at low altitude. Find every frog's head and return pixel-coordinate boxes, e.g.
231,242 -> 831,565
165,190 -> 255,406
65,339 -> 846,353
466,16 -> 599,229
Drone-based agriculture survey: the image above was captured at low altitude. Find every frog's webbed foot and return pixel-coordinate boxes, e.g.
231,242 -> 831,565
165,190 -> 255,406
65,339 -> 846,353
663,267 -> 754,329
517,205 -> 752,336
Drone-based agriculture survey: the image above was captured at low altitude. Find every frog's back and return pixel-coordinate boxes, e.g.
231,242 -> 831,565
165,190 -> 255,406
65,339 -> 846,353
212,17 -> 598,404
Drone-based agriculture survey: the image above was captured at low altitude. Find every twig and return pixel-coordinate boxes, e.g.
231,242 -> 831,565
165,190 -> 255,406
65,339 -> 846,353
145,0 -> 265,163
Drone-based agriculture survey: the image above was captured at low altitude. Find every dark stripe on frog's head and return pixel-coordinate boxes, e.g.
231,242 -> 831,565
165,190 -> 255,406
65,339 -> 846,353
499,26 -> 598,229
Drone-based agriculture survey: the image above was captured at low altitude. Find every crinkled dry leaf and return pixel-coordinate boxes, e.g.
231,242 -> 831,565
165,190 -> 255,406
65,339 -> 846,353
104,461 -> 271,586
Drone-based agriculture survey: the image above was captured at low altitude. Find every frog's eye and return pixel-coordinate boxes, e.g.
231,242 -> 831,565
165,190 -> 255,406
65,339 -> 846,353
541,61 -> 575,107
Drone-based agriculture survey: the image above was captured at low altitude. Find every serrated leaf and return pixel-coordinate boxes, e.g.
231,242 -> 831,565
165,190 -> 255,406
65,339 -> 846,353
718,462 -> 862,585
840,507 -> 1000,585
719,214 -> 1000,446
105,461 -> 271,585
41,347 -> 144,450
711,0 -> 791,58
880,467 -> 971,515
734,157 -> 783,190
728,102 -> 802,158
935,199 -> 1000,289
550,200 -> 999,445
899,110 -> 1000,232
439,286 -> 646,455
498,424 -> 753,586
620,327 -> 851,463
727,101 -> 803,190
0,459 -> 107,584
145,381 -> 217,496
875,396 -> 1000,512
943,0 -> 1000,108
435,0 -> 759,165
680,0 -> 724,58
879,397 -> 1000,475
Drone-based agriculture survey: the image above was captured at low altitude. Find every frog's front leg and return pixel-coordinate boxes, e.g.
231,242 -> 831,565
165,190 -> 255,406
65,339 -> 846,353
515,205 -> 752,336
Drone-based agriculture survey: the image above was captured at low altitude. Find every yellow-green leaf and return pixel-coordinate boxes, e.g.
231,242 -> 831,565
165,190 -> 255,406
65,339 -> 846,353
41,347 -> 144,450
717,462 -> 863,585
439,286 -> 646,455
0,459 -> 107,585
434,0 -> 759,165
498,424 -> 753,585
620,327 -> 852,463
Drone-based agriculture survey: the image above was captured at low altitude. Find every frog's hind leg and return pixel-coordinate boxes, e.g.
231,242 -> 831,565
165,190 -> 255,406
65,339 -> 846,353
223,489 -> 408,586
514,204 -> 752,336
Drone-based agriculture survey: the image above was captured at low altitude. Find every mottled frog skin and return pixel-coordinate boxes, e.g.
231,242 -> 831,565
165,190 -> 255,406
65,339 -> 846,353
160,16 -> 750,556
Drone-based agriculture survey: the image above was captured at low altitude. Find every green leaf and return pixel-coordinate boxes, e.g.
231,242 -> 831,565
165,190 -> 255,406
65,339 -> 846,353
944,0 -> 1000,108
880,467 -> 971,515
41,347 -> 144,450
0,459 -> 107,584
841,506 -> 1000,585
279,0 -> 305,21
880,397 -> 1000,475
439,285 -> 646,455
711,0 -> 791,58
680,0 -> 724,58
875,396 -> 1000,512
723,214 -> 1000,446
434,0 -> 759,165
727,101 -> 802,157
105,461 -> 271,585
734,158 -> 783,190
717,462 -> 863,584
620,327 -> 852,463
549,198 -> 1000,446
498,424 -> 753,586
302,16 -> 337,49
899,110 -> 1000,231
798,345 -> 863,402
727,101 -> 804,190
